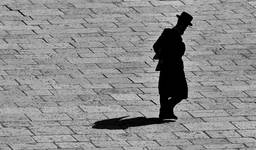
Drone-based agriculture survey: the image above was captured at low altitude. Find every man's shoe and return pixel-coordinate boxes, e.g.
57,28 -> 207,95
159,113 -> 178,120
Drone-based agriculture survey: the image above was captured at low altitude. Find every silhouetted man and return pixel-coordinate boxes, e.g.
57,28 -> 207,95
153,12 -> 193,120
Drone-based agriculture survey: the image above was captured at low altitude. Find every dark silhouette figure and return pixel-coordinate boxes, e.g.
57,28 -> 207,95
153,12 -> 193,120
92,116 -> 173,130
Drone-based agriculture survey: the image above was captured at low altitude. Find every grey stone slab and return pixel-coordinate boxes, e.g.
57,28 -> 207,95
10,143 -> 57,150
184,122 -> 237,131
29,126 -> 74,135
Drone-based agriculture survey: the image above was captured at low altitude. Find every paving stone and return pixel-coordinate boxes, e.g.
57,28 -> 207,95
10,143 -> 57,150
15,101 -> 58,107
24,89 -> 52,96
204,143 -> 245,149
50,89 -> 95,95
178,145 -> 205,150
0,144 -> 11,150
27,113 -> 72,121
80,105 -> 126,113
68,112 -> 107,120
123,147 -> 147,150
236,129 -> 256,137
1,121 -> 31,127
81,83 -> 112,90
111,83 -> 144,88
190,138 -> 230,145
92,140 -> 130,148
176,117 -> 204,124
88,77 -> 131,84
205,130 -> 241,138
73,134 -> 108,142
29,126 -> 74,135
0,114 -> 30,122
69,125 -> 125,135
188,109 -> 230,118
0,136 -> 35,144
157,139 -> 192,146
184,122 -> 237,131
226,108 -> 256,116
108,132 -> 142,141
231,102 -> 256,109
110,93 -> 142,101
228,137 -> 256,144
199,102 -> 236,110
127,140 -> 159,147
40,106 -> 83,114
0,127 -> 33,136
67,57 -> 119,64
173,131 -> 209,139
33,135 -> 76,142
59,120 -> 91,126
55,142 -> 95,149
30,121 -> 60,127
232,121 -> 256,129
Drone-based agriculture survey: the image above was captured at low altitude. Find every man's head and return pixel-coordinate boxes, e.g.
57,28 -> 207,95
175,12 -> 193,35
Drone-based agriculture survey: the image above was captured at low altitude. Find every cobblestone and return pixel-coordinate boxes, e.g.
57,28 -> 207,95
10,143 -> 57,150
0,0 -> 255,149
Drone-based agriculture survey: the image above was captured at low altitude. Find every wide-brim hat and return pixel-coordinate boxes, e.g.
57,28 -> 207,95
176,11 -> 193,26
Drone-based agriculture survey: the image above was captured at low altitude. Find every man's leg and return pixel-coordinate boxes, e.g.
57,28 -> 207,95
168,97 -> 183,119
169,97 -> 183,108
158,70 -> 168,117
159,94 -> 169,113
159,94 -> 180,119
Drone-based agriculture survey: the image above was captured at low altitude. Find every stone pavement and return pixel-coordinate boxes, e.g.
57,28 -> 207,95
0,0 -> 256,149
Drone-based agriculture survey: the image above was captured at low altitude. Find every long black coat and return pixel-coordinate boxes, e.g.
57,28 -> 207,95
153,28 -> 188,99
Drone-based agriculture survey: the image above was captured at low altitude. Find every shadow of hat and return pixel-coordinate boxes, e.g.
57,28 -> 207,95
176,11 -> 193,26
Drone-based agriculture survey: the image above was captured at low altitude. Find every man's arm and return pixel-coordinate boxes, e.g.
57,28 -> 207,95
153,29 -> 168,59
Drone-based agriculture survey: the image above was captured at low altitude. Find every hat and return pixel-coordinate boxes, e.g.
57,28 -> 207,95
176,12 -> 193,26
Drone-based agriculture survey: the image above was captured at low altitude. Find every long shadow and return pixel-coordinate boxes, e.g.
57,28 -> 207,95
92,116 -> 174,130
